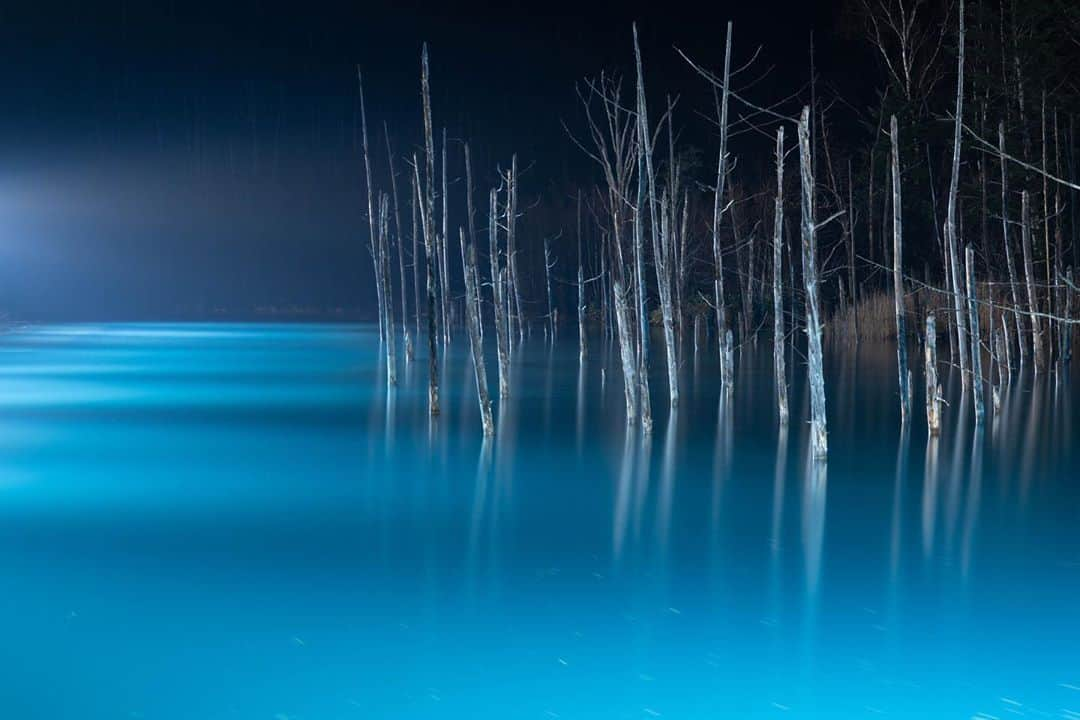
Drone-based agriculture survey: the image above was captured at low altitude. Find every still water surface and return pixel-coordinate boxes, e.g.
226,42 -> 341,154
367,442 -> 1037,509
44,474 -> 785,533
0,323 -> 1076,718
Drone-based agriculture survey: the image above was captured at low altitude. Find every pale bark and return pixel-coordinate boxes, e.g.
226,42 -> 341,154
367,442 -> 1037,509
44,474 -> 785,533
1021,191 -> 1045,371
891,115 -> 910,423
966,245 -> 984,425
773,125 -> 789,425
946,0 -> 970,391
999,122 -> 1026,360
798,106 -> 828,460
489,188 -> 511,399
925,312 -> 941,435
461,231 -> 494,436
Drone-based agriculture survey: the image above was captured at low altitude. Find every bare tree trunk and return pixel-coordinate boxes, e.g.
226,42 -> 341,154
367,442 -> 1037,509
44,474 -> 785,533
999,122 -> 1026,361
655,194 -> 680,409
411,176 -> 421,343
507,156 -> 524,346
946,0 -> 970,391
847,157 -> 858,342
461,230 -> 494,436
357,69 -> 384,342
773,126 -> 789,425
378,194 -> 397,386
613,277 -> 639,422
966,245 -> 984,425
384,126 -> 413,363
464,143 -> 482,343
413,158 -> 439,416
489,188 -> 511,399
926,312 -> 941,435
578,191 -> 588,362
798,107 -> 828,460
1022,191 -> 1045,371
712,22 -> 734,374
420,46 -> 438,349
632,23 -> 654,432
440,129 -> 451,344
891,116 -> 910,424
544,237 -> 555,340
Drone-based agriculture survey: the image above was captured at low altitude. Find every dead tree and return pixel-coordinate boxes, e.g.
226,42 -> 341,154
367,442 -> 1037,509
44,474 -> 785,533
945,0 -> 970,391
891,115 -> 910,423
506,157 -> 524,346
489,187 -> 511,398
544,236 -> 556,339
798,106 -> 828,460
577,190 -> 588,362
712,23 -> 734,389
461,230 -> 494,436
420,46 -> 438,347
413,158 -> 439,416
965,245 -> 984,425
925,312 -> 941,435
358,69 -> 385,343
1021,191 -> 1045,371
464,143 -> 482,343
440,130 -> 451,344
999,122 -> 1025,360
773,125 -> 789,425
384,126 -> 413,363
632,23 -> 654,432
655,194 -> 680,408
378,194 -> 397,386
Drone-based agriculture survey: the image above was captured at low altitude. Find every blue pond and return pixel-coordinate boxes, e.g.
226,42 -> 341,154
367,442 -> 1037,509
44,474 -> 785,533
0,323 -> 1077,718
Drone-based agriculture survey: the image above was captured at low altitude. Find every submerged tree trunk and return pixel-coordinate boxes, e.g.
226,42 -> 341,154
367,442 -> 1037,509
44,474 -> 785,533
378,194 -> 397,386
946,0 -> 970,391
358,70 -> 385,344
1021,191 -> 1045,372
798,107 -> 828,460
773,125 -> 789,425
489,188 -> 511,399
577,191 -> 588,362
461,231 -> 494,436
414,159 -> 439,416
632,23 -> 653,432
891,116 -> 910,423
999,122 -> 1026,362
712,22 -> 734,378
384,126 -> 413,363
925,312 -> 941,435
966,245 -> 984,425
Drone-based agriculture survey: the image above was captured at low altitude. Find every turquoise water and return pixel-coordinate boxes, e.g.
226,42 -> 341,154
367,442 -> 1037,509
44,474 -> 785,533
0,323 -> 1077,718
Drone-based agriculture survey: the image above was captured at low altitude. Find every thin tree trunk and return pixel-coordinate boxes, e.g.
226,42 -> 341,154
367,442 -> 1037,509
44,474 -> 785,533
384,125 -> 413,362
414,158 -> 439,416
946,0 -> 970,391
632,23 -> 653,432
578,190 -> 588,362
966,245 -> 984,425
1022,191 -> 1045,371
891,116 -> 910,423
378,194 -> 397,386
544,237 -> 555,340
489,188 -> 511,399
773,125 -> 789,425
798,106 -> 828,460
999,122 -> 1026,360
712,22 -> 734,378
926,312 -> 941,435
358,69 -> 384,342
461,230 -> 494,436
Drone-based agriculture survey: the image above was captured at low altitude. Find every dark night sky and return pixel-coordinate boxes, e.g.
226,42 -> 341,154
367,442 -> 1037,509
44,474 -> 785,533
0,0 -> 868,321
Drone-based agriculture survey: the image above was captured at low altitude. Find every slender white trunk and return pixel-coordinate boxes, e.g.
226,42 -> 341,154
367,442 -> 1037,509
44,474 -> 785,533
772,126 -> 789,425
925,312 -> 941,435
461,231 -> 494,436
966,245 -> 984,425
798,107 -> 827,460
891,116 -> 910,423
